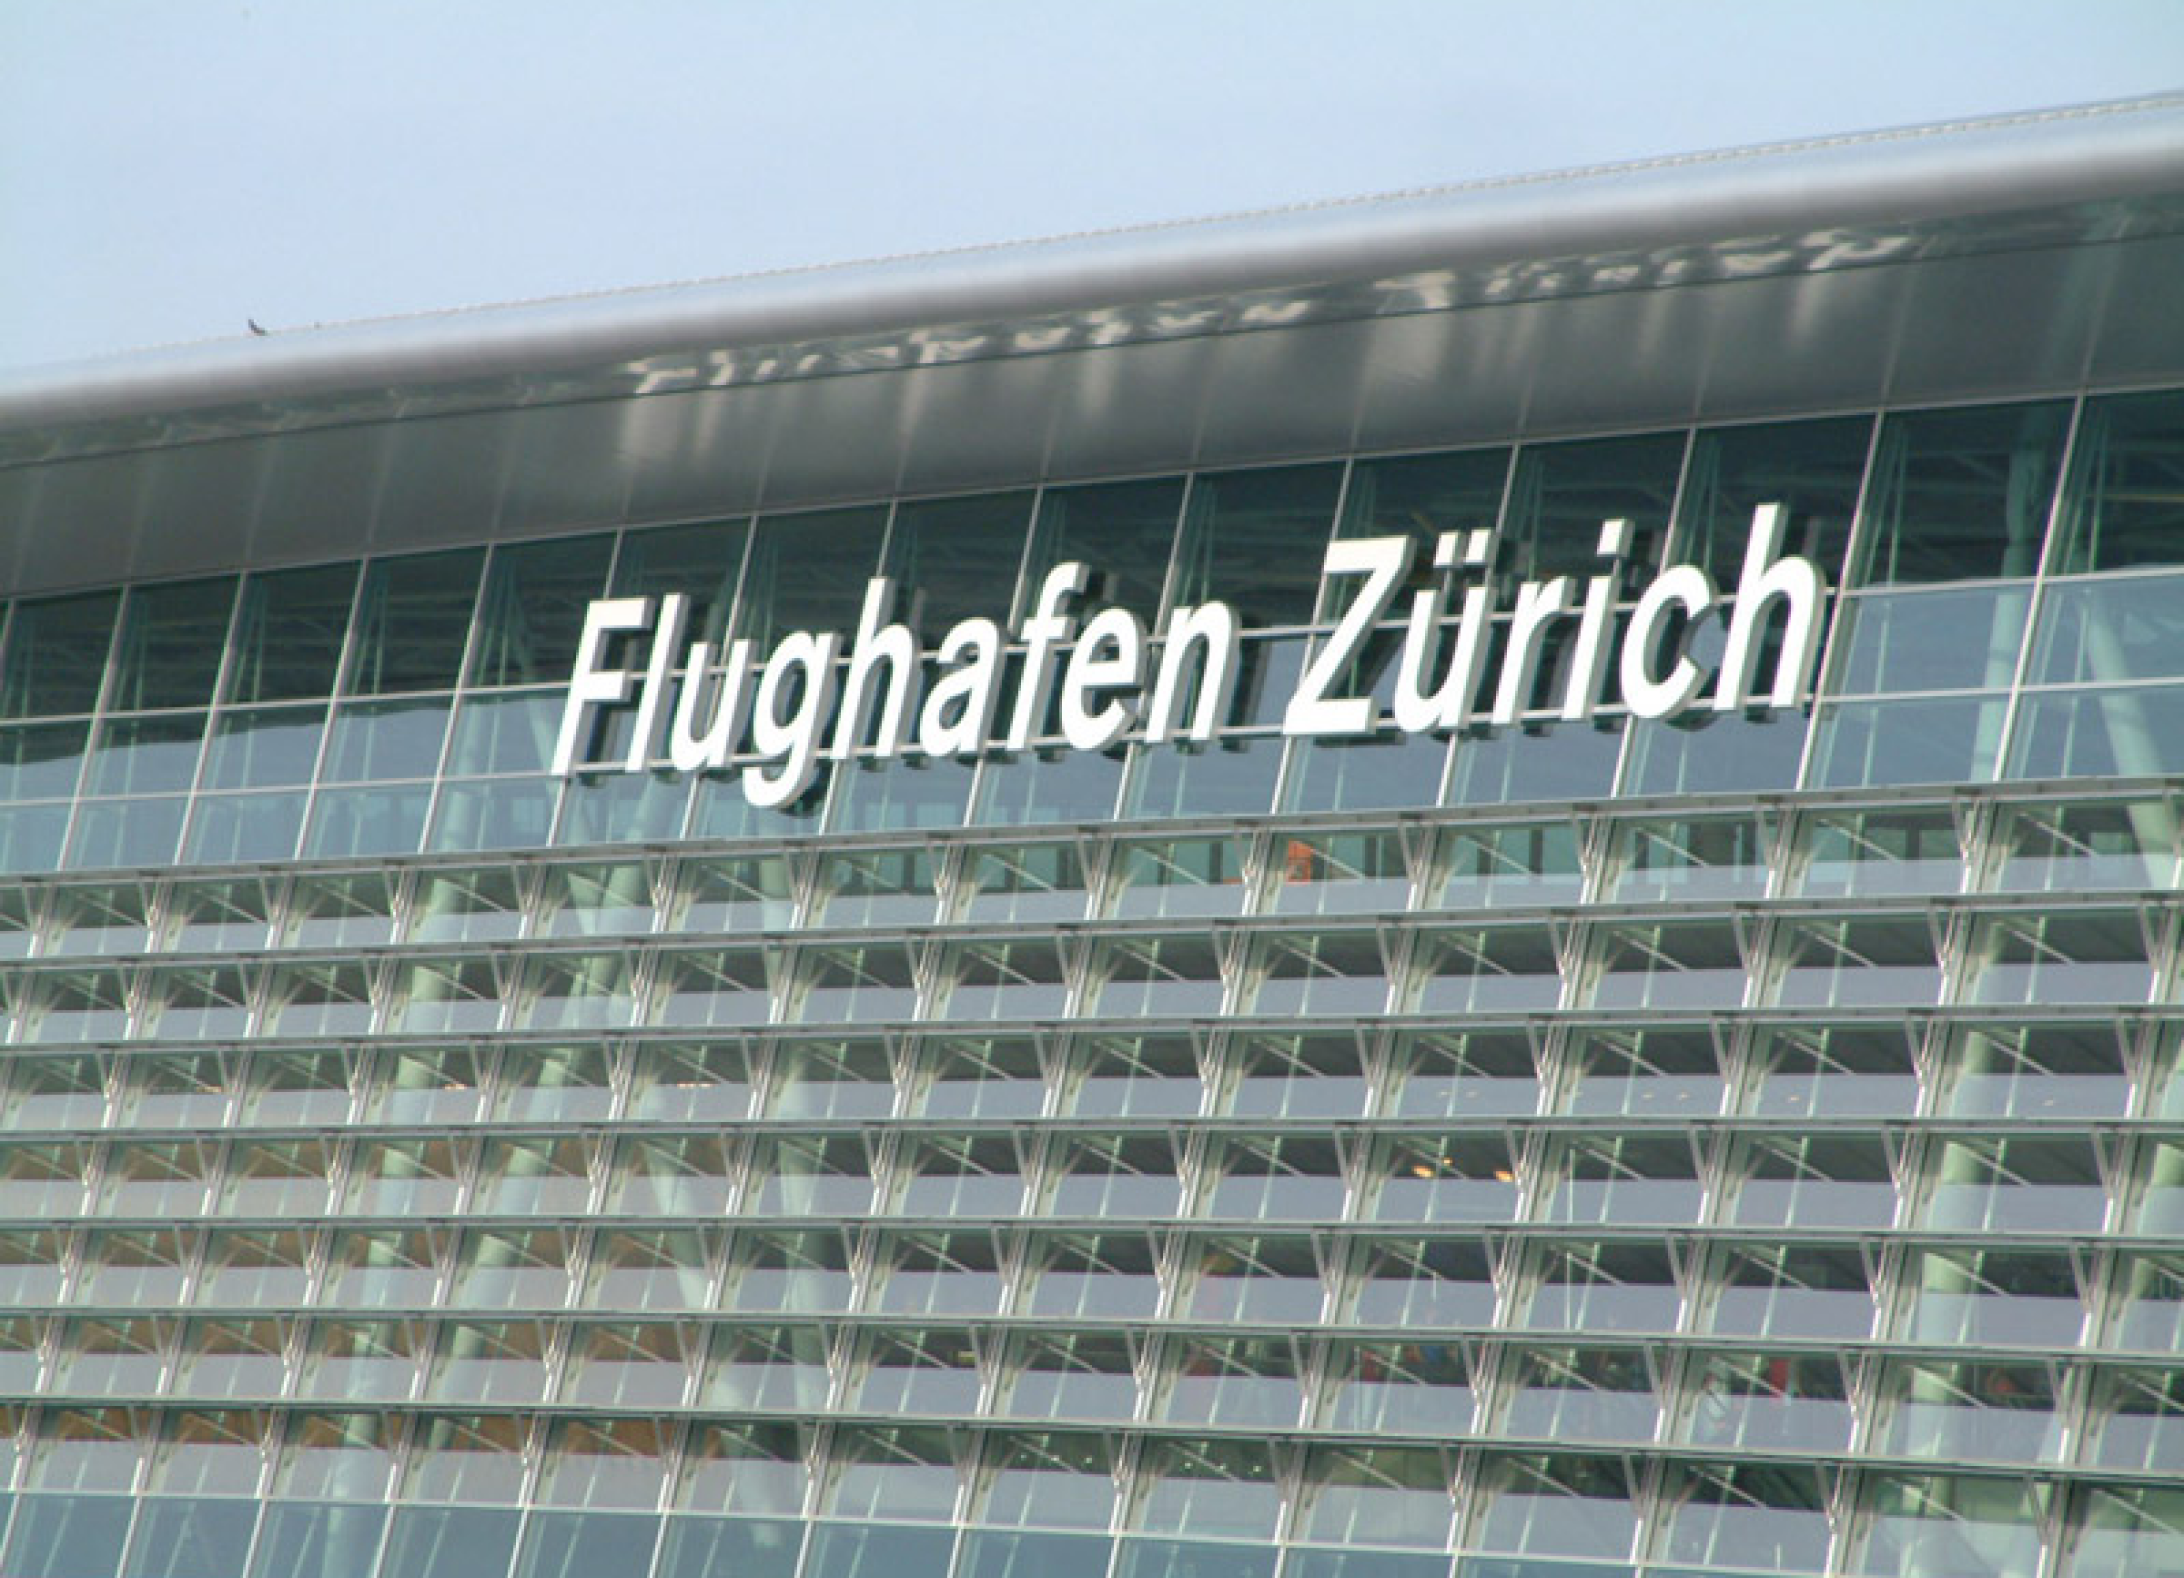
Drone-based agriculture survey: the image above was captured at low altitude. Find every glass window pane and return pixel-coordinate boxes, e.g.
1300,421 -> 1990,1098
67,797 -> 187,870
88,713 -> 206,795
469,534 -> 615,687
1831,585 -> 2030,695
1503,431 -> 1685,583
2028,572 -> 2184,686
1125,739 -> 1281,820
4,1493 -> 134,1578
246,1502 -> 385,1578
228,564 -> 357,703
885,492 -> 1034,631
1,592 -> 118,718
613,520 -> 750,646
1340,446 -> 1509,546
0,721 -> 88,800
2054,388 -> 2184,573
2011,683 -> 2184,780
120,1495 -> 257,1578
1677,415 -> 1871,582
302,784 -> 430,858
740,507 -> 889,644
324,699 -> 448,781
1026,479 -> 1184,625
110,578 -> 235,712
201,705 -> 325,789
1170,465 -> 1344,626
378,1506 -> 520,1578
1856,401 -> 2069,585
1808,695 -> 2008,788
346,550 -> 484,694
1283,735 -> 1447,814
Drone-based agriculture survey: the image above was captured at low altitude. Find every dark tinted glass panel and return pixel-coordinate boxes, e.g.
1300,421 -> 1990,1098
0,592 -> 118,717
614,520 -> 750,646
228,564 -> 357,703
346,550 -> 484,694
1026,479 -> 1184,623
1857,402 -> 2069,585
887,492 -> 1035,631
2055,388 -> 2184,572
1503,433 -> 1685,580
1171,465 -> 1344,626
1342,447 -> 1510,541
469,534 -> 615,687
110,578 -> 235,712
1677,417 -> 1871,582
741,508 -> 889,643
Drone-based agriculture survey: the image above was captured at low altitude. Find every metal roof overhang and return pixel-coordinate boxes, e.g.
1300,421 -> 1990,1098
1,97 -> 2182,596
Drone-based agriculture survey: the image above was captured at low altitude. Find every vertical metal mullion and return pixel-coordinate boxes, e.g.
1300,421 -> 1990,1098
1986,390 -> 2091,785
419,545 -> 500,852
292,555 -> 375,866
1435,443 -> 1523,807
169,577 -> 254,868
1115,470 -> 1199,820
965,481 -> 1049,832
672,513 -> 763,844
1605,423 -> 1699,801
1272,456 -> 1358,816
54,586 -> 133,868
1790,409 -> 1891,793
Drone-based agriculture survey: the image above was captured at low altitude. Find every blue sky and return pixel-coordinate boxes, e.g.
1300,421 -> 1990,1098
3,1 -> 2180,371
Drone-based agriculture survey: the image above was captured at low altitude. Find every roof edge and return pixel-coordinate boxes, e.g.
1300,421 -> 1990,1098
6,93 -> 2184,435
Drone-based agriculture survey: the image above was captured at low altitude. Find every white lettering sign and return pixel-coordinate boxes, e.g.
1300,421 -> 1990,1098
553,505 -> 1827,806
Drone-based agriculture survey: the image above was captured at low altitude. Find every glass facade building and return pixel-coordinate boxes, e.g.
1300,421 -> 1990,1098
0,101 -> 2183,1578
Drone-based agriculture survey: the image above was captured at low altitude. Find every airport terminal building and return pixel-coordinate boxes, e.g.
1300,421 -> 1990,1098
1,98 -> 2183,1578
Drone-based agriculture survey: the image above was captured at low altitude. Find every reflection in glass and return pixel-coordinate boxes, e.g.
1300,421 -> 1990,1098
2053,388 -> 2184,573
1,591 -> 118,718
228,564 -> 357,703
1170,465 -> 1343,626
346,551 -> 484,694
1856,401 -> 2069,586
110,578 -> 235,712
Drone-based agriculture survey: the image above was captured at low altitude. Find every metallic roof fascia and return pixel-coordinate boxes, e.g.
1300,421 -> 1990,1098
5,96 -> 2184,435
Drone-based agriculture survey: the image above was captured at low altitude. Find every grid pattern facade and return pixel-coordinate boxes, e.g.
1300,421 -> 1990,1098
0,388 -> 2179,1577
